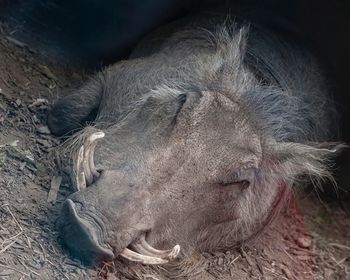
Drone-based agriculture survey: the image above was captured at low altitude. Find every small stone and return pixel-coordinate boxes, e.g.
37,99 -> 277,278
296,236 -> 312,248
28,98 -> 49,110
36,138 -> 52,148
324,268 -> 334,278
19,162 -> 26,170
38,64 -> 58,81
36,125 -> 51,135
23,150 -> 35,162
281,266 -> 293,279
9,140 -> 19,147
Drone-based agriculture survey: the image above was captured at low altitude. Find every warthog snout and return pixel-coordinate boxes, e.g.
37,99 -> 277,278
59,199 -> 115,265
59,130 -> 183,265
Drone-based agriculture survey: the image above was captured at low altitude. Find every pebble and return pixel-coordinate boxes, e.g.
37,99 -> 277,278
36,125 -> 51,135
36,138 -> 52,148
296,236 -> 312,248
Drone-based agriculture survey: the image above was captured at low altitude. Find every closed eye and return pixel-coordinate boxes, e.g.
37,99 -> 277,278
218,168 -> 256,189
219,180 -> 250,188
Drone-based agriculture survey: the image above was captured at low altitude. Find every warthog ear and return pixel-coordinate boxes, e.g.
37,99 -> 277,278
266,140 -> 346,187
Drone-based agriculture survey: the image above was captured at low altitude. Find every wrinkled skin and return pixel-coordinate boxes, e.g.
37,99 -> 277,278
49,12 -> 339,266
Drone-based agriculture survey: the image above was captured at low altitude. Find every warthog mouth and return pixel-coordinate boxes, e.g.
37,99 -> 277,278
65,130 -> 181,265
63,199 -> 180,265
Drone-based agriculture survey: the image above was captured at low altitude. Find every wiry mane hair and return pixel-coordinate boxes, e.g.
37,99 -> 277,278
164,20 -> 336,142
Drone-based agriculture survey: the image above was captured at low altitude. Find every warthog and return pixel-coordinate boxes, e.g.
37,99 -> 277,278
48,10 -> 340,269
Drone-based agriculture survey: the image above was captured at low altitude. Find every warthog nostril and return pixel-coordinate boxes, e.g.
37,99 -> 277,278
76,131 -> 105,191
60,199 -> 114,265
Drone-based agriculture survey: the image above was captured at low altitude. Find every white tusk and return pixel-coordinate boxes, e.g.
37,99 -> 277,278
167,245 -> 180,260
89,142 -> 100,178
83,147 -> 93,185
76,131 -> 105,189
87,131 -> 105,143
119,248 -> 169,265
76,145 -> 86,191
87,132 -> 105,178
133,235 -> 180,260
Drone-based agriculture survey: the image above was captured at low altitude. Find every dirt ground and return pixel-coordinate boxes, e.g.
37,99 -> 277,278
0,28 -> 349,280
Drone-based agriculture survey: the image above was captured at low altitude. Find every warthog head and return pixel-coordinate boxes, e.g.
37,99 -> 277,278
49,24 -> 339,266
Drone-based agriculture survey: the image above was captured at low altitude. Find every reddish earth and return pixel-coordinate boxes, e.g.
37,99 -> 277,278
0,29 -> 349,280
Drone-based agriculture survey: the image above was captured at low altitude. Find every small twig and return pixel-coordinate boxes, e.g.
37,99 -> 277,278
4,231 -> 23,242
47,175 -> 62,203
39,242 -> 46,262
26,235 -> 32,249
143,275 -> 161,280
0,204 -> 25,254
0,263 -> 30,277
289,244 -> 317,255
0,238 -> 18,254
282,248 -> 296,263
5,205 -> 23,232
336,257 -> 348,266
46,259 -> 70,280
263,266 -> 288,280
329,243 -> 350,251
330,256 -> 345,268
17,258 -> 42,278
28,98 -> 49,108
230,255 -> 240,265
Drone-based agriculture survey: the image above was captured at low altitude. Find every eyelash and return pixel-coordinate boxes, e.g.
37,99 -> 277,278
220,180 -> 250,188
219,168 -> 255,188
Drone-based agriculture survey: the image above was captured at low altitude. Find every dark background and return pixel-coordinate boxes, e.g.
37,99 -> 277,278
0,0 -> 348,133
0,0 -> 349,197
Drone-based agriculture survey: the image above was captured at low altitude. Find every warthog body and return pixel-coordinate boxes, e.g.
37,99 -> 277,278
48,10 -> 339,268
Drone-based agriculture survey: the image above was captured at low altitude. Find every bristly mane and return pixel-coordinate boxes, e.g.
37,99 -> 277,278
182,22 -> 335,143
127,19 -> 336,144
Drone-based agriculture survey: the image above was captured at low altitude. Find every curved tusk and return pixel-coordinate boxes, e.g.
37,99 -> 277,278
87,132 -> 105,178
119,248 -> 169,265
89,142 -> 100,178
83,146 -> 93,185
167,245 -> 180,260
87,131 -> 105,143
133,235 -> 180,260
76,145 -> 86,191
77,131 -> 105,189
